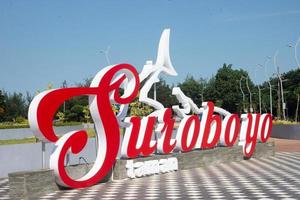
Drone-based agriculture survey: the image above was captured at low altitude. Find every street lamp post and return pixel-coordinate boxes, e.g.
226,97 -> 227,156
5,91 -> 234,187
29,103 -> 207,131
254,65 -> 262,114
288,37 -> 300,69
288,39 -> 300,121
154,82 -> 157,101
258,56 -> 272,116
98,46 -> 111,155
274,51 -> 286,120
295,37 -> 300,69
240,76 -> 247,113
258,84 -> 262,114
245,76 -> 253,113
201,82 -> 206,102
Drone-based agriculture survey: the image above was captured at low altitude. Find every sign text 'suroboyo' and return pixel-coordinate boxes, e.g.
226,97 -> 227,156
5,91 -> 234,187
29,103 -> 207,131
28,29 -> 272,189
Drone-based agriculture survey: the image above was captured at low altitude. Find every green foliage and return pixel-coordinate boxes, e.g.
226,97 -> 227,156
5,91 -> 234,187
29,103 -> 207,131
56,112 -> 65,122
112,104 -> 118,113
53,121 -> 82,127
203,76 -> 218,105
82,105 -> 91,123
15,116 -> 27,124
148,79 -> 177,108
0,90 -> 5,122
0,122 -> 29,129
294,86 -> 300,95
2,64 -> 300,124
214,64 -> 251,113
264,68 -> 300,120
65,104 -> 84,121
178,76 -> 204,107
272,120 -> 300,125
0,121 -> 82,129
129,98 -> 153,117
3,92 -> 27,122
0,137 -> 38,145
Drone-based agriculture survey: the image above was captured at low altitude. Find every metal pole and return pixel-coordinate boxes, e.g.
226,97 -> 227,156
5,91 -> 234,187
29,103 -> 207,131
273,51 -> 281,118
240,77 -> 246,112
254,65 -> 262,114
201,83 -> 205,102
268,81 -> 273,116
153,82 -> 157,154
274,51 -> 286,120
258,86 -> 261,114
42,142 -> 45,168
263,58 -> 273,116
97,46 -> 111,155
277,78 -> 281,119
296,94 -> 299,122
245,76 -> 253,113
279,75 -> 286,120
154,83 -> 157,101
295,37 -> 300,69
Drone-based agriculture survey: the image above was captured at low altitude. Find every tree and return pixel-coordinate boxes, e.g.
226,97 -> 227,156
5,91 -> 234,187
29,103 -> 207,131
266,68 -> 300,120
82,105 -> 91,123
0,90 -> 5,122
129,97 -> 153,117
3,92 -> 26,121
178,76 -> 204,107
213,64 -> 252,113
203,76 -> 218,105
148,78 -> 176,108
66,105 -> 84,121
56,112 -> 65,122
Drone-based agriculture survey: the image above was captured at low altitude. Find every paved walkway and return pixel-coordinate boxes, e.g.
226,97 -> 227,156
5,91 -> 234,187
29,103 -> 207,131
271,138 -> 300,152
0,179 -> 8,200
1,152 -> 300,200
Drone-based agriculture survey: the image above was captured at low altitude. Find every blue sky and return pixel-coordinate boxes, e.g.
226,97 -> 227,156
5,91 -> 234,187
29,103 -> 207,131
1,0 -> 300,94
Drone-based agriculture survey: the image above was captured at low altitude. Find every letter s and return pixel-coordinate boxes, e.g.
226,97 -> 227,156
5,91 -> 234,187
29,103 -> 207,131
28,64 -> 139,188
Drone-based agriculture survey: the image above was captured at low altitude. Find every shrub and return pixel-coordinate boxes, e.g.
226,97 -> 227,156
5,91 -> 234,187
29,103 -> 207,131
15,116 -> 28,124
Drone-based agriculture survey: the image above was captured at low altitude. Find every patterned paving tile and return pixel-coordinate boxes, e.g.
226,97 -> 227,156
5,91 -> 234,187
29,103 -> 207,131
0,179 -> 9,200
1,152 -> 300,199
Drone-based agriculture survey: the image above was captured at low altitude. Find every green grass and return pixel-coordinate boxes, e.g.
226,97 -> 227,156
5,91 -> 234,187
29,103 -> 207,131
273,120 -> 300,125
0,128 -> 128,146
0,128 -> 98,145
0,123 -> 29,129
0,121 -> 83,129
0,137 -> 38,145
